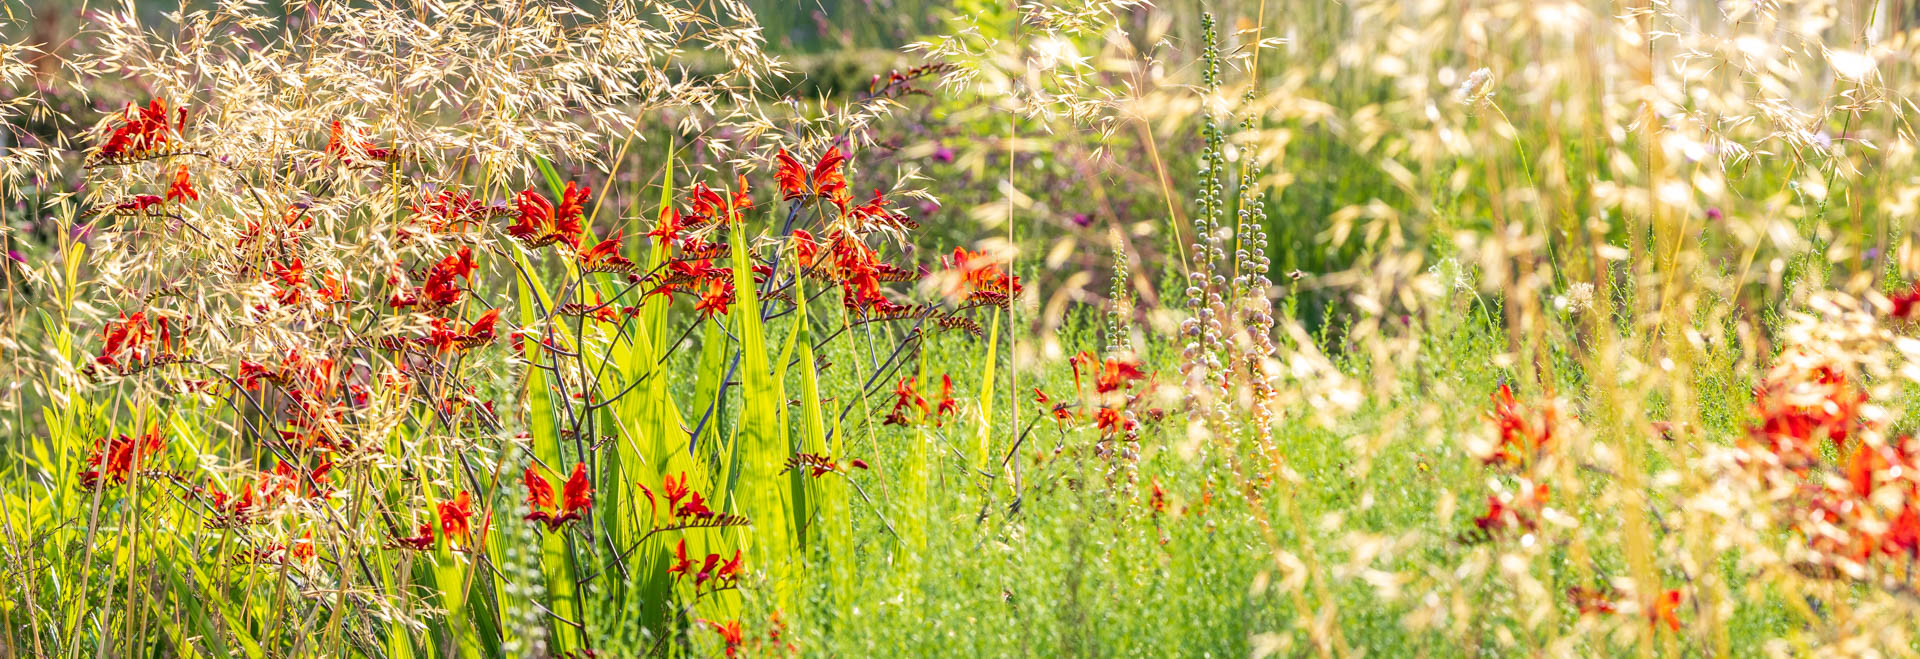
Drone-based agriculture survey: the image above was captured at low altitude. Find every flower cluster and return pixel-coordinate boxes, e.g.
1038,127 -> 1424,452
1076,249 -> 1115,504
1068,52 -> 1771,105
1469,384 -> 1556,536
95,98 -> 183,161
1739,353 -> 1920,573
883,374 -> 959,427
669,540 -> 744,591
522,462 -> 593,532
1034,352 -> 1151,443
77,425 -> 167,490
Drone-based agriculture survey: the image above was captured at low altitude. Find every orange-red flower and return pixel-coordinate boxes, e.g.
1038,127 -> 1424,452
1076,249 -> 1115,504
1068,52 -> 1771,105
669,539 -> 693,579
523,462 -> 591,531
700,619 -> 745,657
561,462 -> 593,518
1484,383 -> 1556,467
393,247 -> 477,311
326,120 -> 395,163
694,279 -> 734,318
940,245 -> 1021,301
1891,282 -> 1920,319
677,491 -> 714,519
438,491 -> 475,547
395,522 -> 436,551
1095,358 -> 1146,394
506,183 -> 589,247
578,230 -> 635,272
96,311 -> 163,368
934,375 -> 958,420
662,472 -> 691,512
410,189 -> 497,232
166,166 -> 198,203
99,99 -> 181,158
290,530 -> 316,563
78,425 -> 166,490
1567,587 -> 1617,615
1649,589 -> 1682,631
774,146 -> 848,205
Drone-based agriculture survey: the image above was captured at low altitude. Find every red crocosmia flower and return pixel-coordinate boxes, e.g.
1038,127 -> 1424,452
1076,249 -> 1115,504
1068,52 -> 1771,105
99,98 -> 179,158
166,166 -> 198,202
507,184 -> 588,247
96,311 -> 155,368
466,309 -> 502,344
315,272 -> 349,303
695,279 -> 734,318
941,247 -> 1022,300
847,188 -> 916,232
290,531 -> 316,563
1095,358 -> 1147,394
728,175 -> 754,222
1848,442 -> 1890,498
1885,506 -> 1920,558
399,247 -> 477,311
935,374 -> 958,420
1890,282 -> 1920,319
78,426 -> 166,490
559,462 -> 593,522
1484,383 -> 1556,467
102,194 -> 165,216
396,522 -> 436,550
1094,407 -> 1132,436
662,472 -> 691,512
700,619 -> 745,658
438,491 -> 475,547
892,377 -> 929,415
1033,387 -> 1051,404
686,182 -> 726,222
773,146 -> 848,206
668,539 -> 693,580
1649,590 -> 1682,631
1148,479 -> 1169,515
815,147 -> 849,205
649,205 -> 686,243
326,120 -> 395,163
850,458 -> 870,470
677,491 -> 714,519
775,148 -> 809,200
521,463 -> 589,531
1567,587 -> 1616,615
270,259 -> 308,306
579,230 -> 634,271
556,181 -> 590,228
523,466 -> 557,524
695,552 -> 723,586
1473,495 -> 1514,533
791,229 -> 822,267
412,189 -> 490,231
715,549 -> 744,581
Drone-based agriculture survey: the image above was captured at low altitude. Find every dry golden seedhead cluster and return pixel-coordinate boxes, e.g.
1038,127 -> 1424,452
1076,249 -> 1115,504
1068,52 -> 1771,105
1170,0 -> 1912,283
908,0 -> 1146,132
58,0 -> 782,379
0,28 -> 54,184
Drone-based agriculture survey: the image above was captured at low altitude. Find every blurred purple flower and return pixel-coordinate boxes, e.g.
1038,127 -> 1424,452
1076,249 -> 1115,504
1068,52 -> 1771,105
932,144 -> 954,164
6,250 -> 22,264
1070,213 -> 1092,228
1705,207 -> 1722,222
